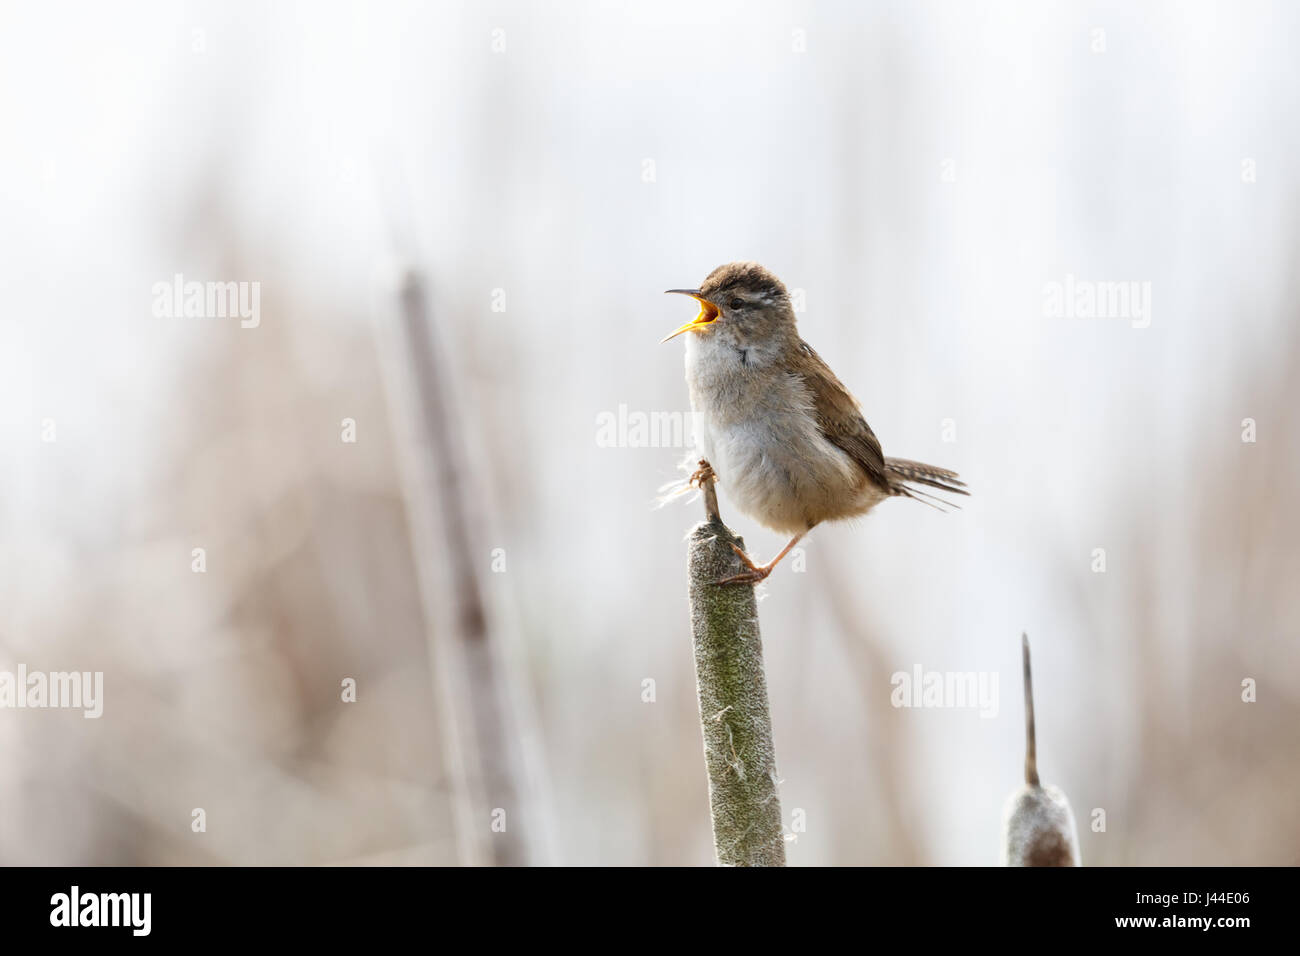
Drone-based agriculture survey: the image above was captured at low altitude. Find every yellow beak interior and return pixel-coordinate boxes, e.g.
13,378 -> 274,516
661,297 -> 721,342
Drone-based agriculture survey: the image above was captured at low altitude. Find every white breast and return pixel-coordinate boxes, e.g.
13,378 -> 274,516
684,333 -> 871,534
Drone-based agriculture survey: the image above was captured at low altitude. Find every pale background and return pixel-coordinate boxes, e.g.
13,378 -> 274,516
1,0 -> 1297,864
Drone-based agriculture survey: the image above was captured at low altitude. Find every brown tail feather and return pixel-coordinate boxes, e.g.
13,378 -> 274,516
885,456 -> 969,508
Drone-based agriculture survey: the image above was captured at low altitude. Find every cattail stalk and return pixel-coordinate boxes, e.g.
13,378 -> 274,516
1002,633 -> 1081,866
685,465 -> 786,866
377,271 -> 553,866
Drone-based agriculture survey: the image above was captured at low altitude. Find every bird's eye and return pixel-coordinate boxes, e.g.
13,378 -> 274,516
728,297 -> 744,310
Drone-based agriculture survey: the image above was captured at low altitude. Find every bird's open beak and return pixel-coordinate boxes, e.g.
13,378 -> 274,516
661,290 -> 721,342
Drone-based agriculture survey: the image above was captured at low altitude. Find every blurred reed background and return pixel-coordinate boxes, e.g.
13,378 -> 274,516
0,0 -> 1297,865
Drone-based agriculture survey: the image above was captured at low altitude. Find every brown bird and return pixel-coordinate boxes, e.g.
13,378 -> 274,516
663,261 -> 967,585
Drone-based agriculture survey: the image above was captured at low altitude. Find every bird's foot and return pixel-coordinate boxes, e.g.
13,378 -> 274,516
689,459 -> 716,488
715,542 -> 774,586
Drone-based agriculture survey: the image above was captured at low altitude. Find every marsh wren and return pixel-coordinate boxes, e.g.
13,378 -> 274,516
663,261 -> 967,586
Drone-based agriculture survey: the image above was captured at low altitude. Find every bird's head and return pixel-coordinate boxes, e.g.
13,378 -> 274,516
662,262 -> 797,359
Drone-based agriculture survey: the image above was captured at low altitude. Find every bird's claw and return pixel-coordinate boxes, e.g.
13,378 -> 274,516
715,569 -> 772,586
714,542 -> 772,586
689,459 -> 716,489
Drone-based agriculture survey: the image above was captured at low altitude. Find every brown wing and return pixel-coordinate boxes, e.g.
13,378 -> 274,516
790,339 -> 892,492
